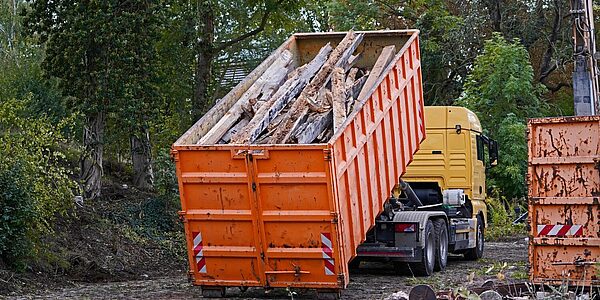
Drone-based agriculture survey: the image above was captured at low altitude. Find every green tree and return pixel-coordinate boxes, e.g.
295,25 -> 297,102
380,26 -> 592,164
23,0 -> 162,196
458,33 -> 546,131
321,0 -> 490,105
459,33 -> 545,199
191,0 -> 304,120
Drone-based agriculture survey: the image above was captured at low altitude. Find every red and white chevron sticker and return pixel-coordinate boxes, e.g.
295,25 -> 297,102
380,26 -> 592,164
321,232 -> 335,276
192,232 -> 207,273
537,224 -> 583,237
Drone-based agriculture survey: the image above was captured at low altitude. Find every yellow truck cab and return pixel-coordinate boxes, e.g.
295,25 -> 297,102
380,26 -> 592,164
355,106 -> 498,276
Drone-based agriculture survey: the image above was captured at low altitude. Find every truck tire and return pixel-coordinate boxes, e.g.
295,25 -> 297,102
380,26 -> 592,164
433,219 -> 448,271
464,215 -> 484,260
410,220 -> 435,276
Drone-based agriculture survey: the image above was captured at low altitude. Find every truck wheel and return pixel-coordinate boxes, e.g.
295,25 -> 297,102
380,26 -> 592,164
433,219 -> 448,271
410,220 -> 435,276
464,215 -> 484,260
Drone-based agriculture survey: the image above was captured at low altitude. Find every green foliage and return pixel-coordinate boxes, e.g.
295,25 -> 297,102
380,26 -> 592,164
0,98 -> 77,269
0,1 -> 67,123
458,33 -> 547,130
485,194 -> 526,242
23,1 -> 160,115
459,33 -> 546,199
488,114 -> 528,199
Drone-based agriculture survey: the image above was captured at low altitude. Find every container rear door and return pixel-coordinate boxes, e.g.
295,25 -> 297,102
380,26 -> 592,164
528,117 -> 600,286
248,147 -> 342,289
176,148 -> 267,287
176,146 -> 341,289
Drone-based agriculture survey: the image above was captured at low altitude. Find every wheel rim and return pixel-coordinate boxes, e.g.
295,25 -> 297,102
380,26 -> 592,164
440,227 -> 448,265
426,232 -> 434,269
477,223 -> 483,252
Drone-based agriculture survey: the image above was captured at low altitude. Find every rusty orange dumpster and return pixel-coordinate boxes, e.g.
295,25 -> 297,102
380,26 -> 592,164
528,116 -> 600,286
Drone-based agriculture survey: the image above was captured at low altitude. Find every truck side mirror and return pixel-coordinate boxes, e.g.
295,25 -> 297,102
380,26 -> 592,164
489,140 -> 499,167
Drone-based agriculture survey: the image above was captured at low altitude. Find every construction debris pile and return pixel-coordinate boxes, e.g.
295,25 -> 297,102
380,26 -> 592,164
198,31 -> 398,145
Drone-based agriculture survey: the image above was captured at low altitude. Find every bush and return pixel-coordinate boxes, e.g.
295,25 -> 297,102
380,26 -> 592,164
0,97 -> 78,269
488,114 -> 528,200
485,192 -> 527,241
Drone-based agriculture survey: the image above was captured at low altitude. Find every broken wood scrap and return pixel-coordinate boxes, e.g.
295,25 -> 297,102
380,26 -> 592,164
355,45 -> 396,107
343,68 -> 359,114
332,67 -> 347,132
316,128 -> 333,143
269,30 -> 364,144
291,111 -> 333,144
198,49 -> 293,145
347,73 -> 368,113
347,53 -> 362,68
220,118 -> 249,143
231,43 -> 334,144
252,63 -> 295,111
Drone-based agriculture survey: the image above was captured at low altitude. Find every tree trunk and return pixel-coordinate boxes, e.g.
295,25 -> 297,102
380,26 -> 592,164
193,49 -> 214,120
130,127 -> 154,191
538,0 -> 562,86
484,0 -> 502,32
80,111 -> 105,200
192,0 -> 215,121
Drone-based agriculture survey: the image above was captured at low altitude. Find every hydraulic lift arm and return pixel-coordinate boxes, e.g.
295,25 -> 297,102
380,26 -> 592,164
570,0 -> 599,115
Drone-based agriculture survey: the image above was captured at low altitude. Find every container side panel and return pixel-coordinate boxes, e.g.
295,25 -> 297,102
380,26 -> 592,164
528,117 -> 600,286
332,35 -> 425,266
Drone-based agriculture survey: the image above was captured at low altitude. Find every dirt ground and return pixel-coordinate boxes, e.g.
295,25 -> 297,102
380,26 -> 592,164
7,240 -> 528,300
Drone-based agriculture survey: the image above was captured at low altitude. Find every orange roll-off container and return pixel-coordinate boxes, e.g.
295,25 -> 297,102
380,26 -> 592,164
171,30 -> 425,293
527,116 -> 600,286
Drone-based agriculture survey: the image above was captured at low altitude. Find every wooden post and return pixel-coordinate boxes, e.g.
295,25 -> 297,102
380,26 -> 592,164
270,31 -> 364,144
231,44 -> 333,144
332,67 -> 347,132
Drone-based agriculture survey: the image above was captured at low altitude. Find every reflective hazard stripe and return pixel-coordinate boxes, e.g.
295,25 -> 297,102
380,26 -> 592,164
537,225 -> 583,237
192,232 -> 207,273
321,233 -> 335,275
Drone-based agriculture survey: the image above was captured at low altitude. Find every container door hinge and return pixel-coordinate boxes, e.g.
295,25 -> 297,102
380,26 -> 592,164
331,212 -> 339,224
252,182 -> 257,192
323,149 -> 332,161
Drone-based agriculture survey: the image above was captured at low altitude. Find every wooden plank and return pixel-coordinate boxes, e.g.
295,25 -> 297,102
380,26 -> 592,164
231,44 -> 333,144
332,67 -> 347,132
198,50 -> 293,145
355,45 -> 396,105
252,64 -> 295,111
270,31 -> 364,144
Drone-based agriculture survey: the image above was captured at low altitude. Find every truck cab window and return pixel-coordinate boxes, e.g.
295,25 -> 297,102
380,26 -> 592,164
476,135 -> 484,162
